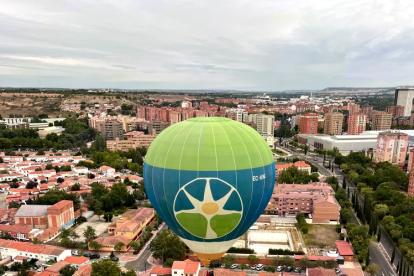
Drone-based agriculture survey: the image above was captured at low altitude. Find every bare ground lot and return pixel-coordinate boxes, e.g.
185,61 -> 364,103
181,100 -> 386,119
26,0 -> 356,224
303,224 -> 339,248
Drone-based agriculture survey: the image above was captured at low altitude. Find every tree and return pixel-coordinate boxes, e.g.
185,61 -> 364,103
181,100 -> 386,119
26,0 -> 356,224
223,254 -> 237,268
91,259 -> 123,276
83,226 -> 97,241
150,229 -> 185,261
365,247 -> 370,266
95,207 -> 104,221
281,256 -> 295,267
60,264 -> 77,276
129,241 -> 140,252
240,264 -> 250,271
89,241 -> 102,250
366,264 -> 379,276
37,149 -> 45,155
103,212 -> 113,222
114,242 -> 124,251
377,228 -> 381,242
71,184 -> 80,191
313,259 -> 325,268
69,230 -> 80,243
340,208 -> 354,224
299,257 -> 311,268
32,237 -> 43,244
165,258 -> 175,267
265,266 -> 276,272
391,245 -> 396,264
61,237 -> 73,248
247,254 -> 259,266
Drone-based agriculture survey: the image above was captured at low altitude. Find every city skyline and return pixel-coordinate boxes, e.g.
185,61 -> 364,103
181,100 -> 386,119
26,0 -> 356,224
1,0 -> 414,90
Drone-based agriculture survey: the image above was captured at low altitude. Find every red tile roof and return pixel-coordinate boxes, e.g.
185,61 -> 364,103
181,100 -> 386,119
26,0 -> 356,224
183,259 -> 200,274
46,261 -> 70,273
336,241 -> 354,256
64,256 -> 89,265
49,200 -> 72,210
172,261 -> 187,269
151,265 -> 172,275
295,255 -> 337,261
308,267 -> 336,276
73,264 -> 92,276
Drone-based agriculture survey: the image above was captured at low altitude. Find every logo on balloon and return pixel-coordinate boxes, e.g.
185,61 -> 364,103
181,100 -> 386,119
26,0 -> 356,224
173,178 -> 243,239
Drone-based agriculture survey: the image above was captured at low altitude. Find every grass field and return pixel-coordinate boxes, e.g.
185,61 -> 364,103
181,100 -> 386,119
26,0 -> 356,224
303,224 -> 339,248
272,149 -> 288,156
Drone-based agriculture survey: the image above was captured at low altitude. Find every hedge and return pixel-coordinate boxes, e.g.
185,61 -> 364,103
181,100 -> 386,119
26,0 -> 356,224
268,248 -> 305,255
227,247 -> 255,254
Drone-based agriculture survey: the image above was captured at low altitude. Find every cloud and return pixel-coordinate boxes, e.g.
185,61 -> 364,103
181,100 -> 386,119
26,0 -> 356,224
1,0 -> 414,90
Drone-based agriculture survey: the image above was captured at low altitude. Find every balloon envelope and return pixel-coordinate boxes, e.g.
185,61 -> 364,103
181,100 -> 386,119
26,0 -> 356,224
144,117 -> 275,265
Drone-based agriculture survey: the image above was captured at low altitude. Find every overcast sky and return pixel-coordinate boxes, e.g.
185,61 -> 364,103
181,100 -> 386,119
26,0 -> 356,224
1,0 -> 413,91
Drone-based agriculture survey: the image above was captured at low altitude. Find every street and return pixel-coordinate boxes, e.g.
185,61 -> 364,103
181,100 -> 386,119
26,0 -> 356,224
124,223 -> 168,272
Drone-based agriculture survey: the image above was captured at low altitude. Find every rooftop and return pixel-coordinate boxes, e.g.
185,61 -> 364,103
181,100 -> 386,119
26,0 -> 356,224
15,204 -> 52,217
336,241 -> 354,256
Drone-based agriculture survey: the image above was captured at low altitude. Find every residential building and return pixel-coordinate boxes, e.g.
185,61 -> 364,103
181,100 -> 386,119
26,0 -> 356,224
323,112 -> 343,135
375,131 -> 408,168
408,169 -> 414,197
172,259 -> 201,276
394,86 -> 414,116
264,183 -> 340,223
226,109 -> 248,122
347,113 -> 366,135
0,239 -> 71,262
99,120 -> 123,140
347,103 -> 360,114
299,113 -> 318,134
275,161 -> 311,179
148,120 -> 169,135
361,105 -> 373,120
386,105 -> 405,118
307,267 -> 336,276
107,138 -> 139,152
93,208 -> 155,252
371,111 -> 392,130
255,114 -> 275,135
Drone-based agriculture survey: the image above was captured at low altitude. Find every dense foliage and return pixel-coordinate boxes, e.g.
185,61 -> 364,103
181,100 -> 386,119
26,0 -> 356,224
268,248 -> 305,255
279,165 -> 319,184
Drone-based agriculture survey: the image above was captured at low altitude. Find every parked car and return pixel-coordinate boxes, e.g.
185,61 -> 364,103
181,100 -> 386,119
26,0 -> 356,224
83,253 -> 91,258
111,257 -> 119,262
334,268 -> 341,274
276,266 -> 283,272
221,264 -> 226,268
102,256 -> 110,260
91,254 -> 100,259
230,264 -> 238,269
294,267 -> 302,273
250,265 -> 256,269
72,250 -> 81,256
146,244 -> 151,250
256,264 -> 264,271
286,266 -> 293,272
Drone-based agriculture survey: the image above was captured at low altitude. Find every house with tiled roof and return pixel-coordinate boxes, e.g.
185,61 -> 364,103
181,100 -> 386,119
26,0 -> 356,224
44,260 -> 70,274
172,259 -> 201,276
72,264 -> 92,276
150,265 -> 172,276
92,208 -> 155,252
0,239 -> 71,262
307,267 -> 336,276
275,161 -> 311,178
64,256 -> 89,269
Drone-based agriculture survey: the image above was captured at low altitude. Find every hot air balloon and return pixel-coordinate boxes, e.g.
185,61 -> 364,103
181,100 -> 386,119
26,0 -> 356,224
143,117 -> 275,266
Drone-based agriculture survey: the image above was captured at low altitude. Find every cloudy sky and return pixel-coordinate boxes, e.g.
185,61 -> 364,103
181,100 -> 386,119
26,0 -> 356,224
1,0 -> 413,90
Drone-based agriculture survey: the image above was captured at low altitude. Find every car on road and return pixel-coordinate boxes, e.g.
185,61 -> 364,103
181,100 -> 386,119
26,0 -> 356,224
286,266 -> 293,272
90,254 -> 100,259
277,266 -> 283,272
250,265 -> 256,269
146,244 -> 151,250
256,264 -> 264,271
72,250 -> 80,256
111,257 -> 119,262
102,256 -> 110,260
230,264 -> 238,269
83,253 -> 91,258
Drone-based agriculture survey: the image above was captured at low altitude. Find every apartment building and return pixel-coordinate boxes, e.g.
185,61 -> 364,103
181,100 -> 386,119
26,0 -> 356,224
375,130 -> 408,168
386,105 -> 405,118
299,113 -> 318,134
323,112 -> 343,135
275,161 -> 311,179
361,105 -> 373,120
99,120 -> 123,140
371,111 -> 392,130
347,113 -> 366,135
347,103 -> 360,114
264,183 -> 340,223
148,120 -> 169,135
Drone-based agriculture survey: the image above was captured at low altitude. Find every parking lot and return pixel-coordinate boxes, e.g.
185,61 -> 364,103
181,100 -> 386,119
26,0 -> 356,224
72,215 -> 113,238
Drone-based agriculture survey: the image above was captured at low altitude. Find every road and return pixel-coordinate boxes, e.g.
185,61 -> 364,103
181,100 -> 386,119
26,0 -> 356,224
280,145 -> 396,275
124,223 -> 168,272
